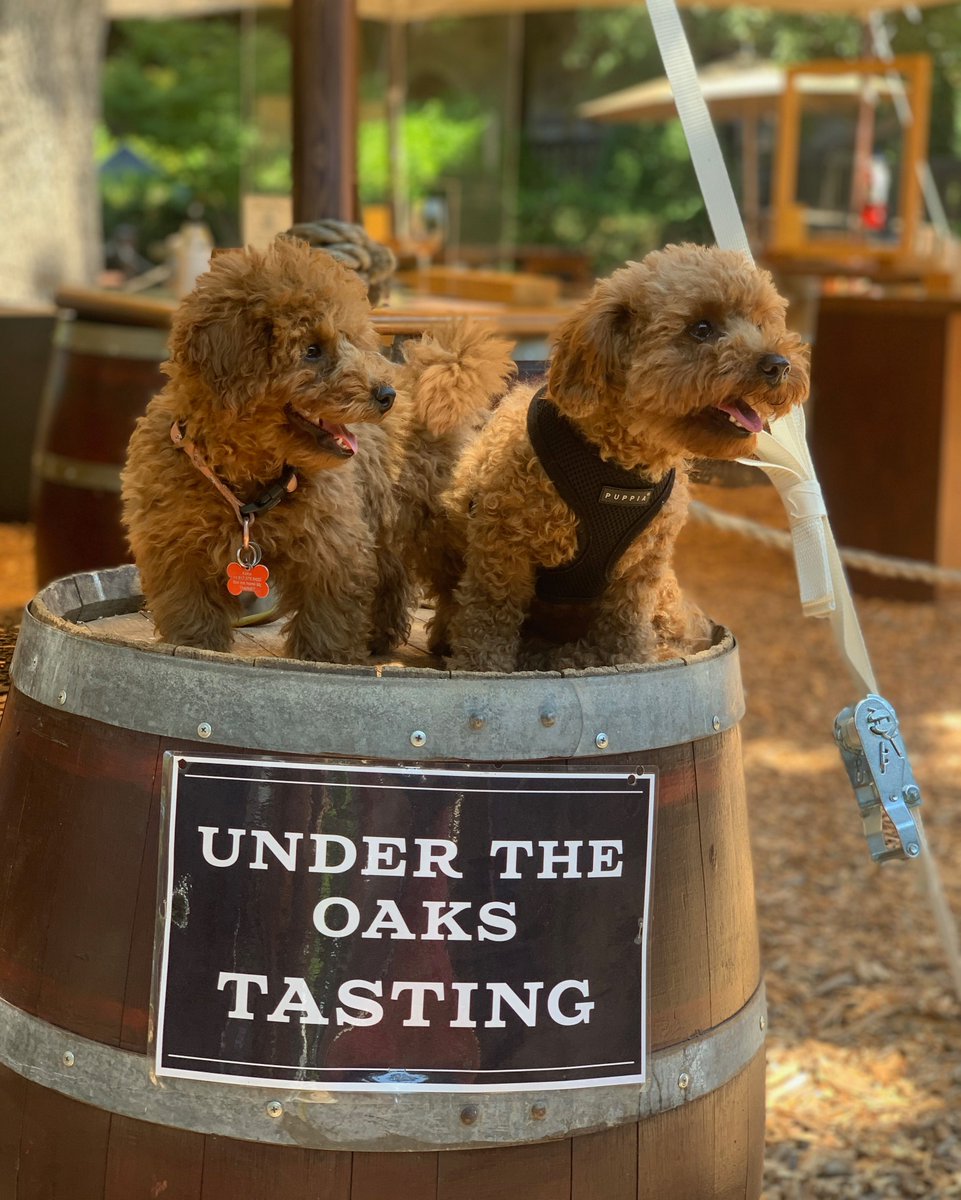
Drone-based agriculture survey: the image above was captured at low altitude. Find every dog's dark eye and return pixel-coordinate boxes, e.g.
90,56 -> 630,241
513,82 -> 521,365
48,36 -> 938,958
688,320 -> 715,343
304,343 -> 326,363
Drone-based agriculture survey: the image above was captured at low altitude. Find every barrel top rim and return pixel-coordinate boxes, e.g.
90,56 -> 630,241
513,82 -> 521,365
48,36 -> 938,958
27,563 -> 737,682
15,566 -> 745,760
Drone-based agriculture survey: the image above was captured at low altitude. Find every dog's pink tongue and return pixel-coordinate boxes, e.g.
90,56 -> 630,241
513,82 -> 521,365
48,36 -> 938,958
717,400 -> 763,433
320,421 -> 358,455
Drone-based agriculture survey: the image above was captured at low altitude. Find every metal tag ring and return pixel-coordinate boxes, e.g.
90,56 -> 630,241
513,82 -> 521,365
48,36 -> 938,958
236,542 -> 262,569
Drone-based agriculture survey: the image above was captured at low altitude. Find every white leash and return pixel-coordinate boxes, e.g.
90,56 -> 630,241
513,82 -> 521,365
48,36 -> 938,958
646,0 -> 961,1000
645,0 -> 867,682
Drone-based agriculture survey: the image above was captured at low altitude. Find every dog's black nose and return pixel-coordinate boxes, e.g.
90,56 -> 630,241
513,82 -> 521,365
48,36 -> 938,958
759,354 -> 791,384
372,384 -> 396,412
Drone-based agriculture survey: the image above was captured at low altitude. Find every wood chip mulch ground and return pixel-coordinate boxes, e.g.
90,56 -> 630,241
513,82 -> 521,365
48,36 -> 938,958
678,484 -> 961,1200
0,495 -> 958,1197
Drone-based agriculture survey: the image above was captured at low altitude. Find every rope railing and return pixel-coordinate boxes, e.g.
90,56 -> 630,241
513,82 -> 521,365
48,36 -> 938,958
689,499 -> 961,588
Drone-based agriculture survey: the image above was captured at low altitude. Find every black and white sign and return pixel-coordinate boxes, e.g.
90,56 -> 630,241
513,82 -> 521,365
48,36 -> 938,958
154,755 -> 655,1093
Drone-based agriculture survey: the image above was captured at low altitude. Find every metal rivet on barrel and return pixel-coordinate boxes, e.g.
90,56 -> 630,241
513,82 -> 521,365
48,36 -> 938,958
906,843 -> 920,858
266,1101 -> 283,1118
595,732 -> 609,750
57,691 -> 67,705
540,710 -> 557,728
712,715 -> 722,732
678,1072 -> 690,1090
197,722 -> 212,739
459,1104 -> 479,1126
410,730 -> 427,748
62,1051 -> 75,1068
530,1102 -> 547,1120
467,714 -> 486,731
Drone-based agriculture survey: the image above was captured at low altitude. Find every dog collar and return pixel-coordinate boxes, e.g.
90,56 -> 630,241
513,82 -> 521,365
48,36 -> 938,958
526,388 -> 675,604
170,422 -> 298,531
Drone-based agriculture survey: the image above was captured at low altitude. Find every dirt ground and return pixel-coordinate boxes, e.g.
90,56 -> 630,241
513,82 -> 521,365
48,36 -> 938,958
0,486 -> 958,1198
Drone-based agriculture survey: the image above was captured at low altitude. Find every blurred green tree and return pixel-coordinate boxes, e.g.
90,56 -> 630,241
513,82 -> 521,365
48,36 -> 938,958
517,7 -> 871,267
100,16 -> 488,259
96,6 -> 961,274
358,99 -> 488,207
101,15 -> 290,252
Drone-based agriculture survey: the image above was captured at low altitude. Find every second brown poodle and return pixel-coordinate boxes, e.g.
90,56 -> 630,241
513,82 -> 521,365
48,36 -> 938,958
440,244 -> 810,672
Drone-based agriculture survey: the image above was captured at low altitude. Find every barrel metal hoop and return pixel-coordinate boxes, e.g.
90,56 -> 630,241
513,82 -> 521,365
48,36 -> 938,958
0,985 -> 766,1152
54,318 -> 169,362
32,451 -> 122,494
13,567 -> 746,760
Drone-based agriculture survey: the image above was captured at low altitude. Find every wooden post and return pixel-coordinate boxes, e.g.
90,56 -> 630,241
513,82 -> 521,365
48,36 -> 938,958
741,111 -> 760,246
291,0 -> 358,224
498,12 -> 525,269
899,53 -> 932,261
386,20 -> 409,243
771,67 -> 801,251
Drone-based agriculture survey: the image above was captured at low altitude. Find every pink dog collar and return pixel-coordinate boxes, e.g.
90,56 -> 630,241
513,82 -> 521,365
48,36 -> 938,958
169,422 -> 298,531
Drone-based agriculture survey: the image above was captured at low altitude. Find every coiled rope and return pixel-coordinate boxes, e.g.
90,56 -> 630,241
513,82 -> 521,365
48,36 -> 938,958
283,219 -> 397,307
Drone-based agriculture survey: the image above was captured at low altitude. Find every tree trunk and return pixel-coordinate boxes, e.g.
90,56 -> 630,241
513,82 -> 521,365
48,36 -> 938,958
0,0 -> 105,307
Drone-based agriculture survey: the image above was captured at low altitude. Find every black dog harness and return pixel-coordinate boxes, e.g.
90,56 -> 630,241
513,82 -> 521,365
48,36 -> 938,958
526,388 -> 675,604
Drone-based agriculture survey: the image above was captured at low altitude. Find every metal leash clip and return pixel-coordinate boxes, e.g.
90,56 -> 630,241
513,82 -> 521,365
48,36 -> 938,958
834,694 -> 923,864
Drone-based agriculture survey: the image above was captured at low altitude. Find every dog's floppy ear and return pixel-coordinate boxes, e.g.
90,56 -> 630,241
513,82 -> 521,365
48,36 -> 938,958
547,277 -> 639,418
170,309 -> 274,407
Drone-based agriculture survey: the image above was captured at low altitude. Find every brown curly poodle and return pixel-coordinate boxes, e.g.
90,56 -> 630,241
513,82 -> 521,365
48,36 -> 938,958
121,237 -> 512,663
440,244 -> 810,672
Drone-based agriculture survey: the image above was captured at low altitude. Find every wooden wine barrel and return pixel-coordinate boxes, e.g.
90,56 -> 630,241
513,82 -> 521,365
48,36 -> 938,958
31,305 -> 169,586
0,567 -> 765,1199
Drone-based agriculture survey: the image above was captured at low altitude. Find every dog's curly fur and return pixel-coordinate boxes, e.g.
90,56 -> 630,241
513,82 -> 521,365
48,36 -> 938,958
121,237 -> 513,663
440,244 -> 811,672
392,320 -> 516,654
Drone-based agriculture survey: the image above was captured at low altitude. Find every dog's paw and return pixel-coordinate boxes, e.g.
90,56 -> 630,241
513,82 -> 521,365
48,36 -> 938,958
447,649 -> 518,673
152,613 -> 236,653
283,635 -> 366,665
369,624 -> 411,656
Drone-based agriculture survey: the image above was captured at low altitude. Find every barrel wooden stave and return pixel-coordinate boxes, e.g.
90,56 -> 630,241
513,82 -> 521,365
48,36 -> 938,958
0,687 -> 757,1057
0,569 -> 764,1198
693,729 -> 760,1026
635,1051 -> 766,1200
0,1054 -> 765,1199
32,318 -> 167,586
0,690 -> 762,1197
43,341 -> 157,464
0,690 -> 160,1048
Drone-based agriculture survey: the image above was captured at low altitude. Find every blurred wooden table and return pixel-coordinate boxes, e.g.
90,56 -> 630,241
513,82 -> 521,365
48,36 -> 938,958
54,285 -> 568,343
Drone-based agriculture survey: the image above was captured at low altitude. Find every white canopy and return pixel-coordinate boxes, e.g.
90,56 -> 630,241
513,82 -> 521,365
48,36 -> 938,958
579,56 -> 909,123
581,59 -> 786,123
361,0 -> 956,17
103,0 -> 959,22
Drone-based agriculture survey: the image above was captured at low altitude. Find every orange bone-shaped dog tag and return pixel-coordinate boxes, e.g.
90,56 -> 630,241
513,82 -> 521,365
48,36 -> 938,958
226,561 -> 270,598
